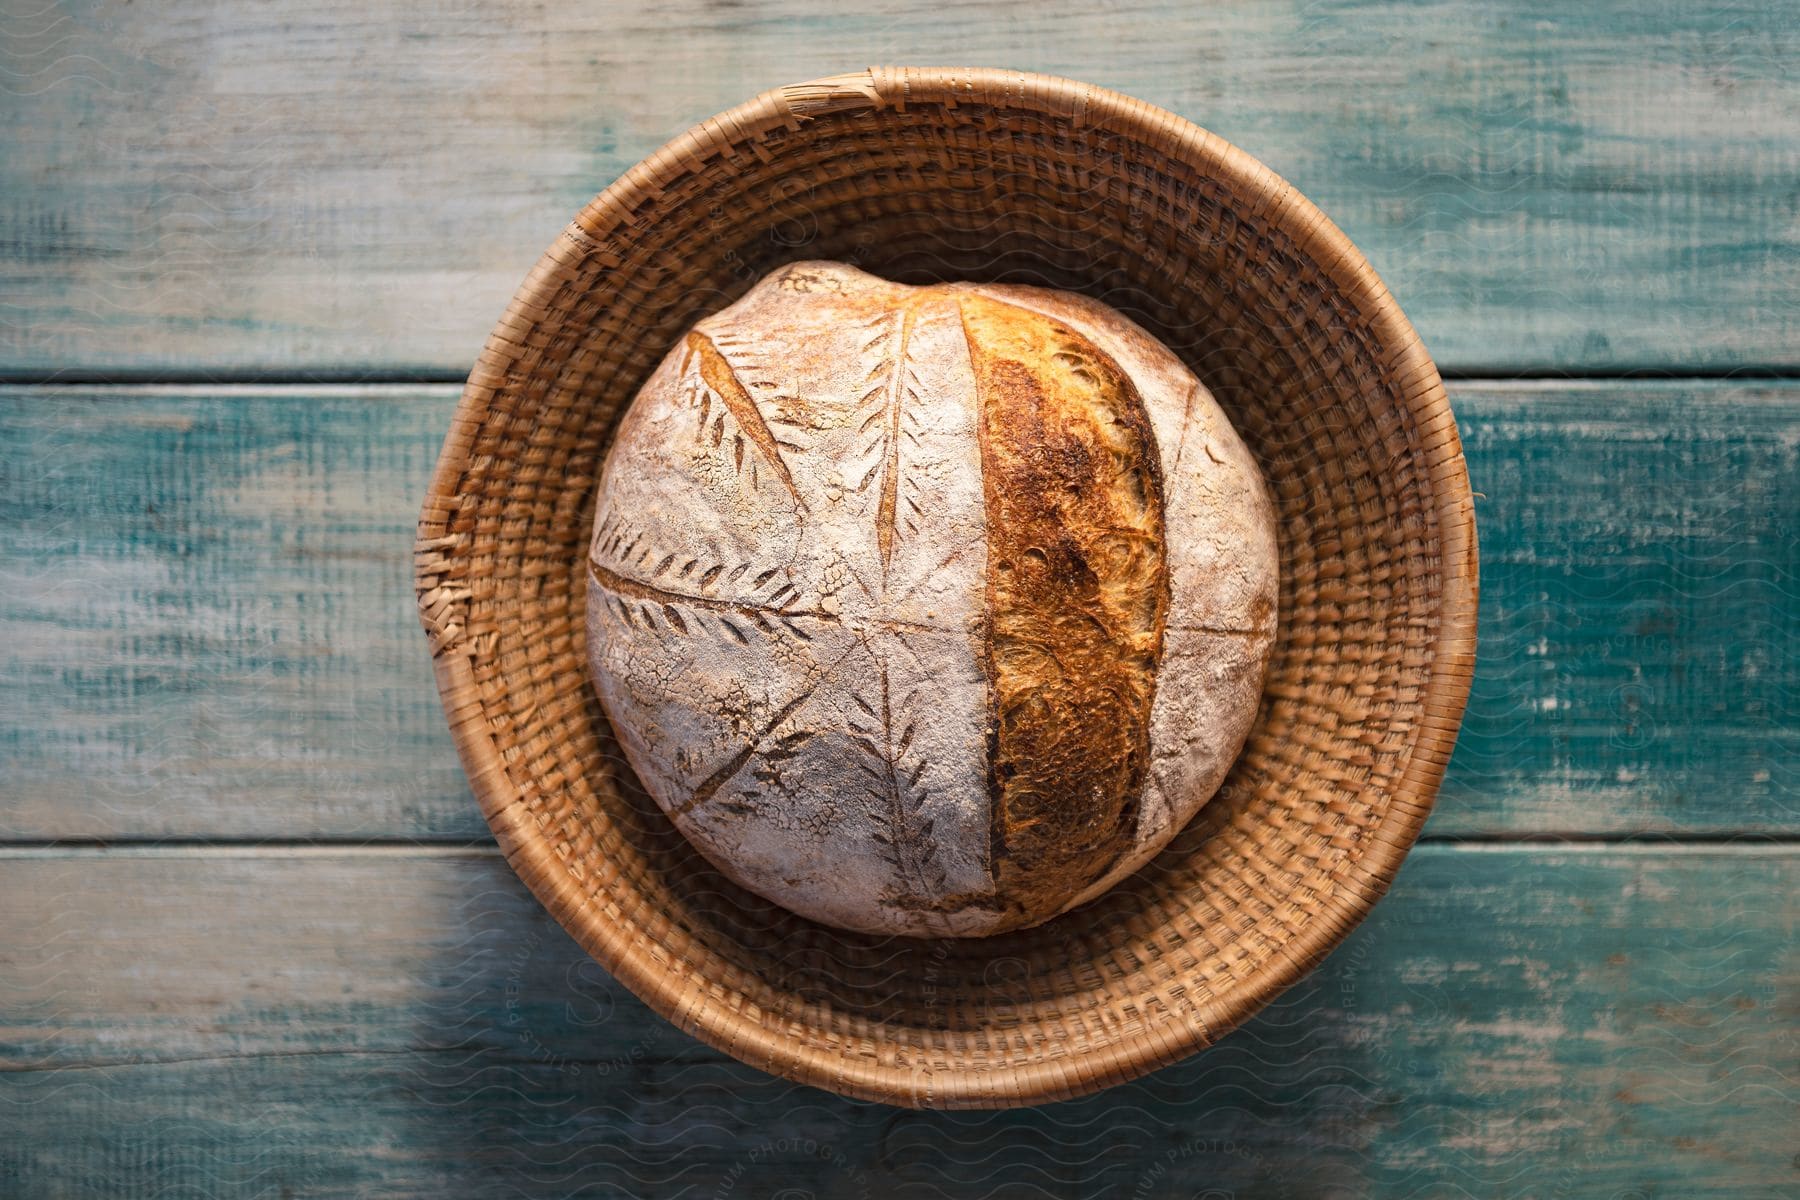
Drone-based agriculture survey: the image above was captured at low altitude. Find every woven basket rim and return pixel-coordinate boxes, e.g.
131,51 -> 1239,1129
417,65 -> 1480,1108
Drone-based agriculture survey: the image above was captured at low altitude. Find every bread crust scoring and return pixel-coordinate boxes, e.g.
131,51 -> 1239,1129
585,261 -> 1278,937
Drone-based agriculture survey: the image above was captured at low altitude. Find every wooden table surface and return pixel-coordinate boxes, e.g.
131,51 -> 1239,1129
2,3 -> 1795,1197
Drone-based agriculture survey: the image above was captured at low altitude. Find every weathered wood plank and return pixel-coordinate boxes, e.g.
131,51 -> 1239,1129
0,845 -> 1792,1196
2,1 -> 1796,374
0,386 -> 473,839
1,382 -> 1793,840
1445,381 -> 1799,833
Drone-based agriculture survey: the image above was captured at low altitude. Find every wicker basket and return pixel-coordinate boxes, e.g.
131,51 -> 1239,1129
415,66 -> 1478,1109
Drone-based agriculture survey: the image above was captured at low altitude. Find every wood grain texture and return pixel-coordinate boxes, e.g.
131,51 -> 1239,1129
2,1 -> 1797,374
0,845 -> 1792,1196
1445,381 -> 1799,834
3,0 -> 1788,1184
1,381 -> 1792,841
0,386 -> 473,839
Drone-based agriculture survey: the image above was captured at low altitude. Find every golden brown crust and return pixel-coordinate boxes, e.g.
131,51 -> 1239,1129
685,329 -> 807,511
957,291 -> 1172,932
584,260 -> 1272,938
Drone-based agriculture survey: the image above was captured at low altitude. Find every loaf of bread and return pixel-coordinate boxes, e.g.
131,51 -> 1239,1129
585,261 -> 1278,937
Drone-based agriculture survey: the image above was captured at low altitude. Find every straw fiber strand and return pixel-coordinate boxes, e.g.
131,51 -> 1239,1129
415,66 -> 1479,1109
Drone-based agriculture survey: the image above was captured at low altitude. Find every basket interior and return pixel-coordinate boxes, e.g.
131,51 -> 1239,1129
419,69 -> 1475,1106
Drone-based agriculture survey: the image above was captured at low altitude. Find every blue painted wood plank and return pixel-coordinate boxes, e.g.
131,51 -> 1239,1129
0,845 -> 1792,1195
1446,381 -> 1799,834
1,1 -> 1797,373
0,381 -> 1792,839
0,386 -> 474,839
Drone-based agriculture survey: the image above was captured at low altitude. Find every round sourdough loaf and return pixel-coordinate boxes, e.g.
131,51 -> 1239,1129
585,261 -> 1278,937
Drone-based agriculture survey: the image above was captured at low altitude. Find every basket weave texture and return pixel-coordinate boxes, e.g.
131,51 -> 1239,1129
415,66 -> 1479,1109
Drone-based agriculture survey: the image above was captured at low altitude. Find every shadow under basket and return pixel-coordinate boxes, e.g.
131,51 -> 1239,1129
414,66 -> 1479,1109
